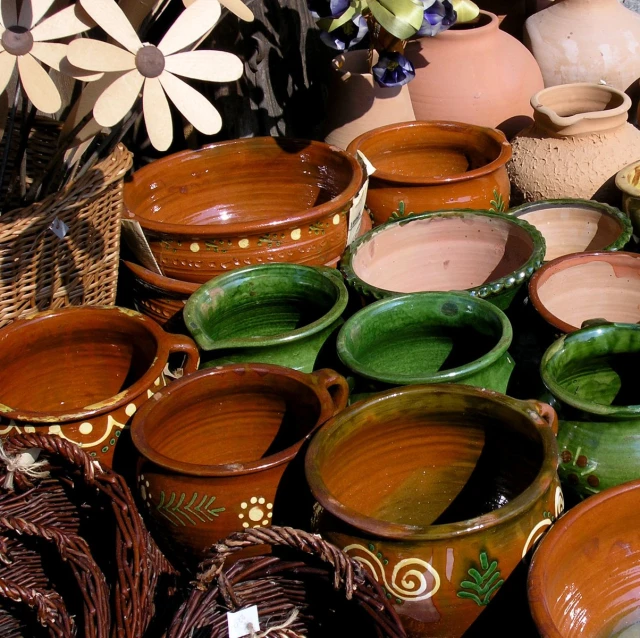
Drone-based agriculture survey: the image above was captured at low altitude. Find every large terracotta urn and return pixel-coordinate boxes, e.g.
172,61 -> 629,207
524,0 -> 640,91
405,11 -> 544,139
509,83 -> 640,203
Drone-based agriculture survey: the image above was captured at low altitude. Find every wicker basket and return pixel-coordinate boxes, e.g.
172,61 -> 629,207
168,526 -> 407,638
0,127 -> 132,329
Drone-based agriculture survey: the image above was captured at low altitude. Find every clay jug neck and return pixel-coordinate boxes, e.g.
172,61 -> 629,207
556,0 -> 623,8
531,83 -> 631,137
431,10 -> 499,41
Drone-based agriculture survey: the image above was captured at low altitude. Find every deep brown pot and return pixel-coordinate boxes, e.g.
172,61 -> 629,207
123,138 -> 365,283
305,384 -> 562,637
528,478 -> 640,637
0,306 -> 199,467
347,121 -> 511,226
529,251 -> 640,333
131,364 -> 349,560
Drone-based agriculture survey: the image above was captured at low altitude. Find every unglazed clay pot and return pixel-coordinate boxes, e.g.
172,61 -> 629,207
530,251 -> 640,332
305,384 -> 562,638
346,121 -> 511,226
132,364 -> 348,559
524,0 -> 640,90
341,210 -> 546,310
405,12 -> 544,139
123,138 -> 365,283
337,292 -> 515,394
324,50 -> 416,150
616,159 -> 640,237
0,307 -> 199,467
541,322 -> 640,499
184,264 -> 348,372
509,83 -> 640,204
529,479 -> 640,637
508,199 -> 631,261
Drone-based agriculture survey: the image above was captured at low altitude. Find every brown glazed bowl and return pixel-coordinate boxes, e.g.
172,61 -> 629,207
131,364 -> 349,561
0,306 -> 199,467
305,384 -> 561,637
528,479 -> 640,637
529,251 -> 640,333
346,120 -> 512,225
123,138 -> 365,283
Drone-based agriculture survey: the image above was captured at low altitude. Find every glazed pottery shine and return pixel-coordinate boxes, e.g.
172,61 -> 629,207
0,306 -> 199,466
530,251 -> 640,333
123,138 -> 365,283
337,292 -> 514,393
305,384 -> 561,638
541,322 -> 640,499
529,479 -> 640,638
184,264 -> 348,372
346,121 -> 511,226
131,364 -> 348,559
341,210 -> 546,310
509,83 -> 640,204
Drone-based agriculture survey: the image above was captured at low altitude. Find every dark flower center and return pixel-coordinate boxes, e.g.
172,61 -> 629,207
2,26 -> 33,56
387,60 -> 399,71
135,45 -> 165,78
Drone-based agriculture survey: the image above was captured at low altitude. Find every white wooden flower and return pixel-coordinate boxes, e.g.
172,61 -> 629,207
0,0 -> 93,112
68,0 -> 244,151
184,0 -> 254,22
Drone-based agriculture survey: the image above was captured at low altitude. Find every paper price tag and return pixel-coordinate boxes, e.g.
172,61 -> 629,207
121,218 -> 162,275
227,605 -> 260,638
347,178 -> 369,246
357,150 -> 376,177
49,217 -> 69,240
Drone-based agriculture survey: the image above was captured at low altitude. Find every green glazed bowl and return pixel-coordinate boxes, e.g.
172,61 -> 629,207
340,209 -> 545,310
183,264 -> 348,373
337,292 -> 514,394
541,321 -> 640,499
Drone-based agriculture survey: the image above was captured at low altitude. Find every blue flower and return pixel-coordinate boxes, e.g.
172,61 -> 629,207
417,0 -> 457,36
320,14 -> 369,50
372,52 -> 416,87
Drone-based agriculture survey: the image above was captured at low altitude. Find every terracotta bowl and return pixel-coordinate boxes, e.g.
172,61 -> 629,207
346,121 -> 512,225
0,307 -> 199,467
131,364 -> 348,560
616,159 -> 640,237
529,251 -> 640,333
529,479 -> 640,637
123,138 -> 365,283
305,384 -> 561,638
508,199 -> 631,261
341,209 -> 546,310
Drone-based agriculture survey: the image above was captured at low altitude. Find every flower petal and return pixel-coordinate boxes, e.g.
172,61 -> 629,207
0,52 -> 15,94
164,50 -> 242,82
159,70 -> 221,134
30,4 -> 95,41
218,0 -> 253,21
93,68 -> 143,126
1,0 -> 16,29
143,76 -> 172,151
78,0 -> 141,53
30,41 -> 66,71
18,0 -> 55,28
67,38 -> 136,72
18,53 -> 61,112
158,0 -> 221,56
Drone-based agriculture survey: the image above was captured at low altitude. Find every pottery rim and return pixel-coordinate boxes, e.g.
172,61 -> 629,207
529,250 -> 640,333
122,259 -> 198,295
528,478 -> 640,638
0,306 -> 191,423
123,138 -> 365,237
346,120 -> 511,186
184,263 -> 349,351
131,364 -> 340,477
336,292 -> 513,385
340,209 -> 546,301
541,321 -> 640,418
305,383 -> 559,541
615,159 -> 640,197
416,10 -> 500,39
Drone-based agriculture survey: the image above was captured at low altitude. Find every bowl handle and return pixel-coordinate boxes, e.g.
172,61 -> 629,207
528,400 -> 558,436
167,335 -> 200,374
317,266 -> 345,285
312,368 -> 349,415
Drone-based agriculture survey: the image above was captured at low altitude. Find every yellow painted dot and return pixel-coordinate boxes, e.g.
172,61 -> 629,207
48,425 -> 61,434
241,502 -> 247,509
243,522 -> 249,528
239,239 -> 249,248
79,422 -> 93,434
125,404 -> 137,417
267,503 -> 273,510
238,513 -> 244,519
249,506 -> 263,522
268,512 -> 273,518
140,474 -> 145,481
145,481 -> 149,487
258,497 -> 265,504
332,214 -> 340,225
291,228 -> 301,240
140,485 -> 146,500
262,520 -> 269,526
24,426 -> 35,433
154,377 -> 161,386
190,243 -> 200,253
251,497 -> 257,504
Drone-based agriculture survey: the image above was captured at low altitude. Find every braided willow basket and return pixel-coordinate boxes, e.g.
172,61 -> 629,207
168,526 -> 406,638
0,433 -> 176,637
0,125 -> 132,329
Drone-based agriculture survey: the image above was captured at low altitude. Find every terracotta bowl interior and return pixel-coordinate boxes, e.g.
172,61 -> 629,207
124,139 -> 355,229
0,313 -> 158,415
537,84 -> 625,117
354,124 -> 504,180
315,393 -> 543,527
515,205 -> 623,262
534,254 -> 640,330
352,215 -> 534,293
139,373 -> 322,467
531,486 -> 640,637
